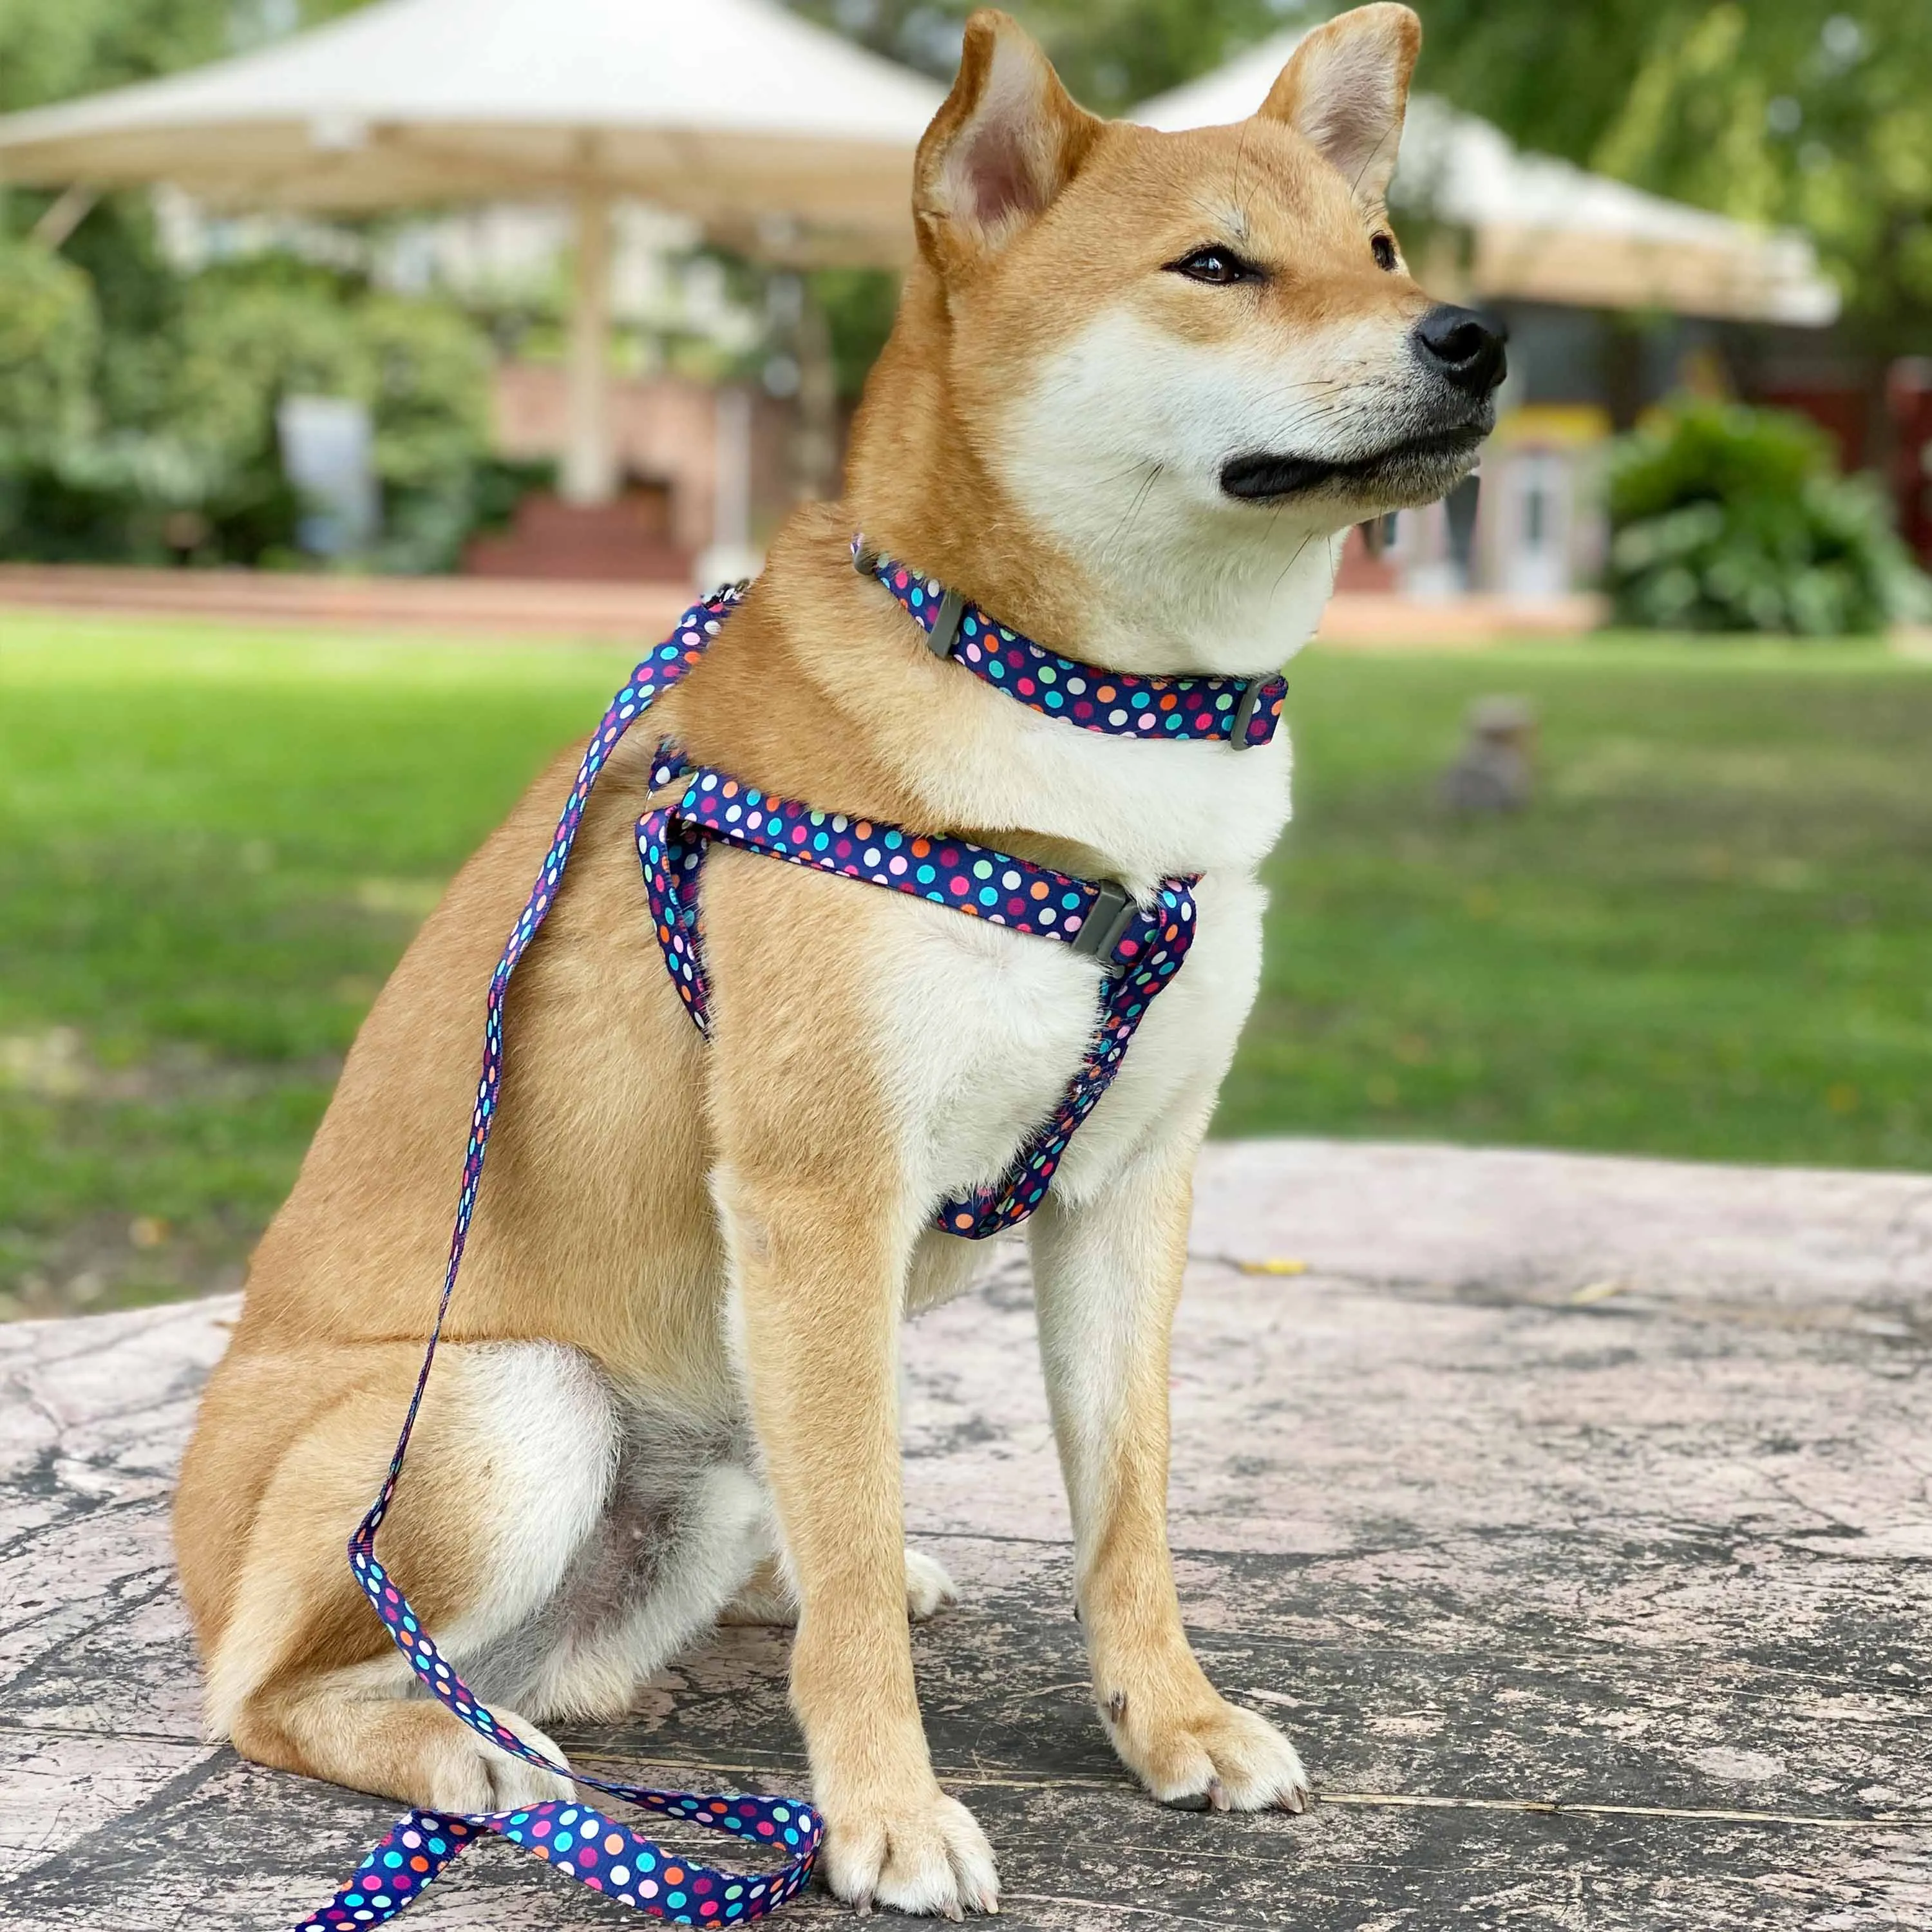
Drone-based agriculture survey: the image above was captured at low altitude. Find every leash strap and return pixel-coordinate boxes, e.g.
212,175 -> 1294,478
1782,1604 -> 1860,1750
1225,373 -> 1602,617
854,537 -> 1287,749
638,767 -> 1198,1239
298,586 -> 824,1931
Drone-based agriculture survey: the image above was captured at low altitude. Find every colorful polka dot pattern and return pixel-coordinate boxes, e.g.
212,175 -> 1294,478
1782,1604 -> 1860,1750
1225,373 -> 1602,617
301,583 -> 824,1932
855,536 -> 1287,748
299,1792 -> 817,1929
638,768 -> 1198,1240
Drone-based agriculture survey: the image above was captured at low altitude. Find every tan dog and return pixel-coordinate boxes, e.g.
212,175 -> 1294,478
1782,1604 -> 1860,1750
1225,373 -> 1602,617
174,6 -> 1501,1915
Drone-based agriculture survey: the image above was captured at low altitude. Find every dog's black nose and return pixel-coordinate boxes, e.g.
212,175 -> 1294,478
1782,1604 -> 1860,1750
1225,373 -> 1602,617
1414,305 -> 1508,395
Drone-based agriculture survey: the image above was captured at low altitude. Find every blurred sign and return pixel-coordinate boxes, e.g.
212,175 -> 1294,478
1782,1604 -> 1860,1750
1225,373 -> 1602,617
1481,406 -> 1611,599
276,395 -> 376,556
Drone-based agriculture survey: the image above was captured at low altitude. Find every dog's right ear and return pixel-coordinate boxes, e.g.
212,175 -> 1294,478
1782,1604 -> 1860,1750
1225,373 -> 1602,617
914,10 -> 1101,278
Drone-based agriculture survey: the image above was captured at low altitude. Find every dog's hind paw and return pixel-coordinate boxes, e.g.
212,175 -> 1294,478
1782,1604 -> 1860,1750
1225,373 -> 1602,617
904,1548 -> 960,1621
721,1548 -> 960,1628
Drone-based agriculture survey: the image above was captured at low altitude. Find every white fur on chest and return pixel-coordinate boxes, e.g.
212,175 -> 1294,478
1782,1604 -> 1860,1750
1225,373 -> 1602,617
866,864 -> 1267,1229
909,699 -> 1294,896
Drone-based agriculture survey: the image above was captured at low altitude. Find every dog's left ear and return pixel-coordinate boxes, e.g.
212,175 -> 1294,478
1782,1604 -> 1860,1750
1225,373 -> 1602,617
914,9 -> 1102,278
1258,3 -> 1421,208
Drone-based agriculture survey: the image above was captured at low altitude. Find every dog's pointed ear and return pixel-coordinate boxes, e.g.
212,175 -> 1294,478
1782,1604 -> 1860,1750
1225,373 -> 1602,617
1258,4 -> 1421,208
914,9 -> 1102,276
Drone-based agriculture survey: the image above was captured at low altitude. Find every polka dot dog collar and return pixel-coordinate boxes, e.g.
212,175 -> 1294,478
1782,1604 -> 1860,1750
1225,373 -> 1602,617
853,533 -> 1288,748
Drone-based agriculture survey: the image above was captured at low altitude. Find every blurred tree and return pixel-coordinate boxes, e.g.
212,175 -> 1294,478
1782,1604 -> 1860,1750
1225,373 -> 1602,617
0,0 -> 504,570
0,0 -> 230,114
0,236 -> 99,458
784,0 -> 1312,117
0,0 -> 386,115
1414,3 -> 1932,373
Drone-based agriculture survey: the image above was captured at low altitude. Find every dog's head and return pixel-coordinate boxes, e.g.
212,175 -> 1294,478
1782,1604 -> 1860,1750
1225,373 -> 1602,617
895,5 -> 1502,659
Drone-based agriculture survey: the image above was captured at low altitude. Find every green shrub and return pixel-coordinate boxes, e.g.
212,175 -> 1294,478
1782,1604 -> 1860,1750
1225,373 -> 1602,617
0,236 -> 301,564
0,252 -> 502,572
1605,401 -> 1930,636
0,236 -> 100,459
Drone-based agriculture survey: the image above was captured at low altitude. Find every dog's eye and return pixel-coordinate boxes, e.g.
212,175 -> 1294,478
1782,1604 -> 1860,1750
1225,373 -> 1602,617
1166,245 -> 1259,285
1370,232 -> 1398,272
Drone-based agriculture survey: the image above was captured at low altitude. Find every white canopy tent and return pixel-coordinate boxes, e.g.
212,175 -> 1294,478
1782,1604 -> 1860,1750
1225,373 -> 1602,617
0,0 -> 943,504
1137,35 -> 1838,328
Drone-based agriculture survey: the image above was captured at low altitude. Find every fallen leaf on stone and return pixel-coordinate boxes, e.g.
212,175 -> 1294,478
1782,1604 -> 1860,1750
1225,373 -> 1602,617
1569,1280 -> 1625,1304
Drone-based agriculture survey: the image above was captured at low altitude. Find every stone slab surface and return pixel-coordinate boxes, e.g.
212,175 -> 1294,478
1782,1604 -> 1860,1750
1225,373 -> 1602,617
1,1139 -> 1927,1929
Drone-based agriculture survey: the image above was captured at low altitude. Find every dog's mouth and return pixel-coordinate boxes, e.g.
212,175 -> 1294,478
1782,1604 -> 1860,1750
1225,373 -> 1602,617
1220,421 -> 1490,506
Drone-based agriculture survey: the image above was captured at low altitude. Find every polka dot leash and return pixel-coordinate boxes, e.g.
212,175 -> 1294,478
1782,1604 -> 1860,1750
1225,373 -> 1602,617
299,582 -> 824,1931
853,534 -> 1287,749
638,770 -> 1198,1240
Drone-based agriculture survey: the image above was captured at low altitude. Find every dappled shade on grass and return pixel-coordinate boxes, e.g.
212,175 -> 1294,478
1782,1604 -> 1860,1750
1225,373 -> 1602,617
1,616 -> 1928,1314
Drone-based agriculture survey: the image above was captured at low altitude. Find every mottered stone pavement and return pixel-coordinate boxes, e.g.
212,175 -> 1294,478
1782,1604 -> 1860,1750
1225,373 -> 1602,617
1,1139 -> 1927,1930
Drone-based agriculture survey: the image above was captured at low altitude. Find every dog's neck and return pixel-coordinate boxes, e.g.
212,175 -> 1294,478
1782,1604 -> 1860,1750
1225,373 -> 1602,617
844,278 -> 1343,683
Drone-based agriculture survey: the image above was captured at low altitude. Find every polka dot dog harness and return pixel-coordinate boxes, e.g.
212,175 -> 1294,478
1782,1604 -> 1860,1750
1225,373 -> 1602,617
301,547 -> 1282,1927
639,774 -> 1197,1238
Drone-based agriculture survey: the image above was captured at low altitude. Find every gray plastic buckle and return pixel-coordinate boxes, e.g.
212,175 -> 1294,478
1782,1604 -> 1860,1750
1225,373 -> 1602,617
1229,677 -> 1267,745
1068,879 -> 1139,972
925,588 -> 966,660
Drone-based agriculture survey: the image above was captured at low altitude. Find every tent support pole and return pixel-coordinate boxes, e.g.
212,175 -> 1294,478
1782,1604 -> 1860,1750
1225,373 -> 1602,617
562,185 -> 617,506
794,276 -> 838,501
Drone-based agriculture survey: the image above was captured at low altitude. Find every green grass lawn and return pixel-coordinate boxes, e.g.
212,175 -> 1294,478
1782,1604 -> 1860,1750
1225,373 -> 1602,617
2,612 -> 1928,1316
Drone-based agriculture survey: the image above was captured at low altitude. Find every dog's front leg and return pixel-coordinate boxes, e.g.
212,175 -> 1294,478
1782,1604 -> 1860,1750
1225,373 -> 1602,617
1031,1141 -> 1311,1814
721,1168 -> 999,1918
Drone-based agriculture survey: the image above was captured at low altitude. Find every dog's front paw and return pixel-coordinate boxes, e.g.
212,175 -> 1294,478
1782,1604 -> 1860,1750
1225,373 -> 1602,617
1103,1680 -> 1309,1814
820,1785 -> 999,1918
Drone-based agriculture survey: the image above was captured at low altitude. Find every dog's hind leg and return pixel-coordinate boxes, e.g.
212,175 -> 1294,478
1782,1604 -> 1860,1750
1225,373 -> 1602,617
198,1340 -> 621,1813
464,1399 -> 776,1723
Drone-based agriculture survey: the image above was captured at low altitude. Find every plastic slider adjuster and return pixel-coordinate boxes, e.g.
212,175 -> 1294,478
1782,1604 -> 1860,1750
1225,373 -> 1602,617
1229,674 -> 1283,747
925,588 -> 967,660
1070,879 -> 1140,972
852,542 -> 880,577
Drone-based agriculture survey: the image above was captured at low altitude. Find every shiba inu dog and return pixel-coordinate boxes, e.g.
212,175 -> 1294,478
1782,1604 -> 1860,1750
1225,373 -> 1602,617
174,5 -> 1502,1915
